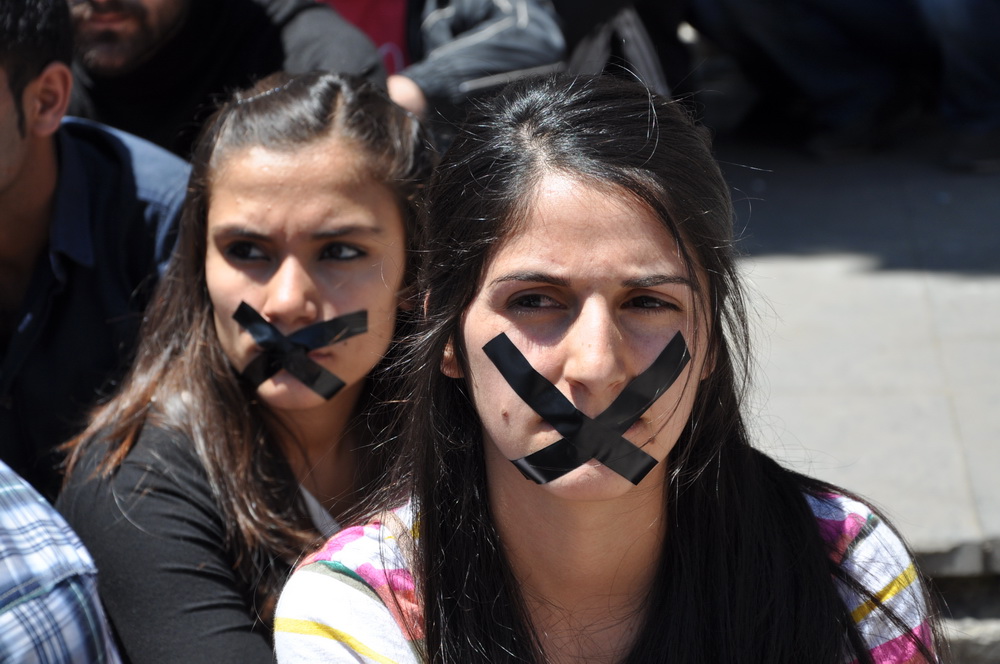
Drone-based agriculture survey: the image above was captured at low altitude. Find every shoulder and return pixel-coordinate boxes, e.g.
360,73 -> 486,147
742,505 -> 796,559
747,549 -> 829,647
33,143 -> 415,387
0,461 -> 121,661
806,492 -> 916,583
295,503 -> 418,618
0,574 -> 120,664
59,117 -> 189,217
275,503 -> 422,663
806,492 -> 935,660
58,426 -> 217,535
805,492 -> 882,559
0,460 -> 97,609
60,117 -> 189,181
269,0 -> 384,80
68,426 -> 206,488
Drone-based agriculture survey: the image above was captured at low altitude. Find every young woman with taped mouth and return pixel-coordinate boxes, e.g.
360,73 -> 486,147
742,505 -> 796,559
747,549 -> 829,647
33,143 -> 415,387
275,75 -> 945,664
56,71 -> 433,664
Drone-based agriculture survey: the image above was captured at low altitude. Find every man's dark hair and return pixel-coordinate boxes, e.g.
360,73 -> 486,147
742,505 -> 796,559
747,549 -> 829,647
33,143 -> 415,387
0,0 -> 73,134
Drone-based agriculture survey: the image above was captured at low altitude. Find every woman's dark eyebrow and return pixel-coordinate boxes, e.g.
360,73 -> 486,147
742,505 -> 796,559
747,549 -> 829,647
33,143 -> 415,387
210,225 -> 268,240
491,272 -> 571,287
491,273 -> 696,290
622,274 -> 695,289
210,224 -> 382,239
313,225 -> 383,239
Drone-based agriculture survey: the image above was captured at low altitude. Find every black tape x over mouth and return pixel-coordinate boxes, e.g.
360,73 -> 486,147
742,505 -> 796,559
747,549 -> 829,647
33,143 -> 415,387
482,332 -> 691,485
232,301 -> 368,400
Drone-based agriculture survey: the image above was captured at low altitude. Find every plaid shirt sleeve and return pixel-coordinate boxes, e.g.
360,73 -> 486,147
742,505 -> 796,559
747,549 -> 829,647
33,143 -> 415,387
0,461 -> 121,664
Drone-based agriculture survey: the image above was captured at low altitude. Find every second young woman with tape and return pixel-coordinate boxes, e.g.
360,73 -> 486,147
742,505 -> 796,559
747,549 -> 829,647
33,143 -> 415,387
276,75 -> 944,664
57,72 -> 432,663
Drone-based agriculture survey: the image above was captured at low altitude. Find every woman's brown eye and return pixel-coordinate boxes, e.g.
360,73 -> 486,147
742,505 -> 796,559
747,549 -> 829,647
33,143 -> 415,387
320,243 -> 365,260
226,242 -> 265,261
628,296 -> 678,310
511,294 -> 558,309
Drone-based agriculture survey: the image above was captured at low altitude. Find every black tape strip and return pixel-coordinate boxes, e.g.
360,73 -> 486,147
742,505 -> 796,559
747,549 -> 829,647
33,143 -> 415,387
232,302 -> 367,399
482,332 -> 690,485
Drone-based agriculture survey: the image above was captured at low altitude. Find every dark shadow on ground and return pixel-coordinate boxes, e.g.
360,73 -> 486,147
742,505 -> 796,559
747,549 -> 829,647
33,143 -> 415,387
712,122 -> 1000,276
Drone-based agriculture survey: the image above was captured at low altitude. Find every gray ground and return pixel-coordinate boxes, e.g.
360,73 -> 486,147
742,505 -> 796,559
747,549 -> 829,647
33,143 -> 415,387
710,116 -> 1000,661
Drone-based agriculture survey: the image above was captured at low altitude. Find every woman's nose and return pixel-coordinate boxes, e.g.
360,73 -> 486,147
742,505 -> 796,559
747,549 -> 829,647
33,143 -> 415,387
259,258 -> 320,330
559,302 -> 628,411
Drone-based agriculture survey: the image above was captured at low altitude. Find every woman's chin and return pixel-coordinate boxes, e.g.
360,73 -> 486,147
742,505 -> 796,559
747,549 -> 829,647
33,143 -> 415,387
528,460 -> 664,503
253,373 -> 330,413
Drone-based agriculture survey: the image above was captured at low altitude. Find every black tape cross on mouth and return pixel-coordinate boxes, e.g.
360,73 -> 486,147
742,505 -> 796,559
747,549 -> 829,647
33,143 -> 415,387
482,332 -> 690,485
232,301 -> 368,400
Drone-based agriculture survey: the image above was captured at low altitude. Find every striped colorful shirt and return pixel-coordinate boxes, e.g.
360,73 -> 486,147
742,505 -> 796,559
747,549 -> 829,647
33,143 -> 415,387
274,494 -> 934,663
276,502 -> 421,663
807,493 -> 934,663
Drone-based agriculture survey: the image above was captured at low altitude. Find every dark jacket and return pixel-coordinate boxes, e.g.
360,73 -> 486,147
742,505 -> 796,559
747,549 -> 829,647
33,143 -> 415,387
0,119 -> 188,499
402,0 -> 565,107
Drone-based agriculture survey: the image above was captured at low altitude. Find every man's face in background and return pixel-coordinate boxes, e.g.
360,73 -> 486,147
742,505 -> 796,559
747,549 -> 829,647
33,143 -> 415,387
70,0 -> 190,76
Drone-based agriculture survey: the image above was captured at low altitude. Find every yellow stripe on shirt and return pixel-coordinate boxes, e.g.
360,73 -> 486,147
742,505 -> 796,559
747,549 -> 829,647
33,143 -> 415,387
851,563 -> 917,624
274,617 -> 401,664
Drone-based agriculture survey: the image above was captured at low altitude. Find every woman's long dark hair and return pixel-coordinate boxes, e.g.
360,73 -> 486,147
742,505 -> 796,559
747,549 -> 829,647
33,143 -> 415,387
387,74 -> 944,662
62,71 -> 434,620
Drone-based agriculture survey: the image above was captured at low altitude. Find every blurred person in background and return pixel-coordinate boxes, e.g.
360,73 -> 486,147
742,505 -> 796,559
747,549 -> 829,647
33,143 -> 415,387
323,0 -> 564,141
686,0 -> 1000,172
68,0 -> 386,156
551,0 -> 681,97
0,0 -> 188,500
1,458 -> 120,664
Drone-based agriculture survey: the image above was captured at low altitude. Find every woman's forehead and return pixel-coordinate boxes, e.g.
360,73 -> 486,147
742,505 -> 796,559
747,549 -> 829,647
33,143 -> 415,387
484,173 -> 692,278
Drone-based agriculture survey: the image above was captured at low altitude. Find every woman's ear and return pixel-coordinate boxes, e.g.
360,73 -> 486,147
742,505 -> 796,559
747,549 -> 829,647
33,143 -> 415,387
441,338 -> 463,378
425,291 -> 463,377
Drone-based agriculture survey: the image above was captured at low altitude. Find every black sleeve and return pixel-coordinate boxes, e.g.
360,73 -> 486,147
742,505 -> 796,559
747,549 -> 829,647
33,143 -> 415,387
403,0 -> 565,104
57,428 -> 275,664
278,3 -> 387,86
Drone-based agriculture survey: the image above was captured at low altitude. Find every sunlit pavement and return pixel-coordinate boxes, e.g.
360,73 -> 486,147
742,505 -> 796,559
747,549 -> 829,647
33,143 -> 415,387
714,125 -> 1000,660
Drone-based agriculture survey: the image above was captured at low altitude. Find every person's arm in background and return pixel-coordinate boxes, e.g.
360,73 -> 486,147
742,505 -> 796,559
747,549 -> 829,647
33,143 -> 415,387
393,0 -> 565,115
0,574 -> 121,664
0,460 -> 121,664
269,0 -> 388,86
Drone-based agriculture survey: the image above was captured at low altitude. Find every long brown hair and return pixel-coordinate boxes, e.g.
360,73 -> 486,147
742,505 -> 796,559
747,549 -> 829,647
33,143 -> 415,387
62,71 -> 434,617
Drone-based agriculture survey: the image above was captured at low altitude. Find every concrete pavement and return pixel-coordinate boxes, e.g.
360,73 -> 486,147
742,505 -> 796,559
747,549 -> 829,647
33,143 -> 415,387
713,123 -> 999,574
711,122 -> 1000,659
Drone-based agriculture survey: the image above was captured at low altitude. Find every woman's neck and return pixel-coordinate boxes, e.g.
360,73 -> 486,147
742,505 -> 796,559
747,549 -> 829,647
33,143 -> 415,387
488,455 -> 668,664
274,381 -> 365,522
